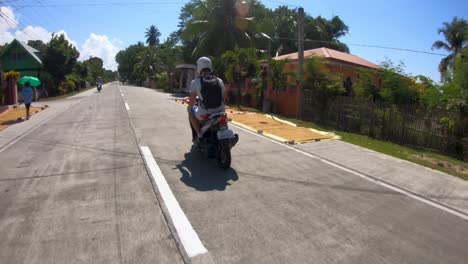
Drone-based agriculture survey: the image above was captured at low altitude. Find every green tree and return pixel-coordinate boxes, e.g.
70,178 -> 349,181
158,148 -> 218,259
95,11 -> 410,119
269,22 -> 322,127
158,36 -> 182,82
134,47 -> 160,84
304,15 -> 349,53
115,43 -> 147,83
414,75 -> 442,109
354,68 -> 380,101
441,47 -> 468,113
103,70 -> 117,82
268,59 -> 291,91
379,60 -> 420,105
432,17 -> 468,77
145,25 -> 161,47
222,47 -> 259,106
71,61 -> 88,89
178,2 -> 350,59
179,0 -> 261,57
27,40 -> 47,54
267,6 -> 350,55
42,33 -> 80,94
84,56 -> 104,81
270,6 -> 297,55
303,57 -> 345,119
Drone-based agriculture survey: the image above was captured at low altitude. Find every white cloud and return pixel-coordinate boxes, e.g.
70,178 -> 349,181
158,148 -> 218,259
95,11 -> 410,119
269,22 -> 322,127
1,7 -> 120,71
80,33 -> 121,71
0,6 -> 17,44
1,6 -> 78,47
14,26 -> 52,43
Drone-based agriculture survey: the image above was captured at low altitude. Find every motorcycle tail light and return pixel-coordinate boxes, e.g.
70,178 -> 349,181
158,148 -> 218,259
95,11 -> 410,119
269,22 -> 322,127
219,115 -> 228,127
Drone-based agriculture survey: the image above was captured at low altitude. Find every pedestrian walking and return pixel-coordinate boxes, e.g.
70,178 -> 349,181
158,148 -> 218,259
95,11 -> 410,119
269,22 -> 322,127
21,81 -> 34,120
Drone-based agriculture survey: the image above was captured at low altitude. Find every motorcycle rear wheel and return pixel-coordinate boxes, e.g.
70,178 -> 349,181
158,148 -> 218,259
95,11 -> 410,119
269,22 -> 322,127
216,142 -> 231,169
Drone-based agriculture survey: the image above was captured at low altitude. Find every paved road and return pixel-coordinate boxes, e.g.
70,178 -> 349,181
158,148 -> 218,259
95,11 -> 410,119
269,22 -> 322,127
1,83 -> 467,264
0,85 -> 183,264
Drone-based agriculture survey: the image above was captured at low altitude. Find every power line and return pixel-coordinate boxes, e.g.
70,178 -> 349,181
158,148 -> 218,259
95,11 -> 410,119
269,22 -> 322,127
274,37 -> 448,57
7,1 -> 186,8
1,0 -> 62,41
0,8 -> 40,39
34,0 -> 65,31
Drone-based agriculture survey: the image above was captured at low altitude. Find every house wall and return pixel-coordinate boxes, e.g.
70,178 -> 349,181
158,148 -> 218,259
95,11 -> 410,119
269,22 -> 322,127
266,60 -> 381,117
224,59 -> 381,117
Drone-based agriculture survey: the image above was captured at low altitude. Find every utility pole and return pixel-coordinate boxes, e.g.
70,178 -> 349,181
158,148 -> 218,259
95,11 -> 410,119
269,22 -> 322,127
297,7 -> 305,119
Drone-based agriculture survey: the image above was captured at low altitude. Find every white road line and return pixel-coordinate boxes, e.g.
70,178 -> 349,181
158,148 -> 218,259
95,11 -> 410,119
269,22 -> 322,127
140,146 -> 208,258
231,124 -> 468,221
124,102 -> 130,111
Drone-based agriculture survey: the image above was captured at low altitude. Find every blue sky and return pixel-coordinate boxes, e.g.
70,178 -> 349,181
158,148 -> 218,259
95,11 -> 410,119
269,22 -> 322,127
0,0 -> 467,81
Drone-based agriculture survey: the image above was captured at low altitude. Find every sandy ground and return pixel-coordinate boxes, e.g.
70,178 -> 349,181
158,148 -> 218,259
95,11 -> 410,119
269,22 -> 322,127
0,105 -> 46,131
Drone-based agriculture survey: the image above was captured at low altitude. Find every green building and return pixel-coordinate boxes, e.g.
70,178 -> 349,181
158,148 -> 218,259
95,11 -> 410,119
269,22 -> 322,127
0,39 -> 51,80
0,39 -> 53,103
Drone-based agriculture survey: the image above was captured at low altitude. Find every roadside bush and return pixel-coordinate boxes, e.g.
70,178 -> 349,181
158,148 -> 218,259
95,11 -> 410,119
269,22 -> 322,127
57,80 -> 75,94
67,74 -> 80,91
155,75 -> 170,91
242,93 -> 252,106
227,91 -> 237,104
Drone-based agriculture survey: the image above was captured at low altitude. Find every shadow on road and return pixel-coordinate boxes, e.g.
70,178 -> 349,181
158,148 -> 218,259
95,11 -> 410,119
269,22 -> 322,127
177,148 -> 239,191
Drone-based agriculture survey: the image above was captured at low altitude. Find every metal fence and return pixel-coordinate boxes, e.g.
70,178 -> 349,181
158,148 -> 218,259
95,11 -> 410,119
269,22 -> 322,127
302,95 -> 468,160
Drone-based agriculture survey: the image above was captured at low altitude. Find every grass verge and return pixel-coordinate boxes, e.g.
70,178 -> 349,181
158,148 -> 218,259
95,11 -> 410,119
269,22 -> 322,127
229,104 -> 467,180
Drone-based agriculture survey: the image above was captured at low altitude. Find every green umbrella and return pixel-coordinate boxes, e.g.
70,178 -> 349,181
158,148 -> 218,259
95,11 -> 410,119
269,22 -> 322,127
18,76 -> 41,86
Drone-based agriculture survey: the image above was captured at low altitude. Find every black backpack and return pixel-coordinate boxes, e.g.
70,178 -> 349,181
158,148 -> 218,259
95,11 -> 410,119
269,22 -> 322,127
200,75 -> 223,109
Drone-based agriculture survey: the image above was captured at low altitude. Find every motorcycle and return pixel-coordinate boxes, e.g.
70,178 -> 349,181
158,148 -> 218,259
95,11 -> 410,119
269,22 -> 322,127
97,84 -> 102,92
191,111 -> 239,169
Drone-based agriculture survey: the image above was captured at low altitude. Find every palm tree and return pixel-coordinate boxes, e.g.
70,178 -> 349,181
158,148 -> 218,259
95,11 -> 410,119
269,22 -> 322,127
134,47 -> 160,84
180,0 -> 261,57
145,25 -> 161,47
222,47 -> 259,107
432,17 -> 467,76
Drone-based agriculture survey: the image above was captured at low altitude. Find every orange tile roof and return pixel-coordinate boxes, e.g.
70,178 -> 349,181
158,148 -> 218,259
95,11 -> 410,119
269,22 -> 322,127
274,47 -> 380,69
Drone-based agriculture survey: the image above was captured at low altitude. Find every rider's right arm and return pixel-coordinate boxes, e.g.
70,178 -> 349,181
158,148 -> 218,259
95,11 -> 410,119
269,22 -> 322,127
188,90 -> 197,107
188,79 -> 198,107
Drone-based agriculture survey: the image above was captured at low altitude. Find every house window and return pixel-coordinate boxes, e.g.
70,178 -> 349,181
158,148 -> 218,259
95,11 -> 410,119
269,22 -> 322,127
10,52 -> 25,60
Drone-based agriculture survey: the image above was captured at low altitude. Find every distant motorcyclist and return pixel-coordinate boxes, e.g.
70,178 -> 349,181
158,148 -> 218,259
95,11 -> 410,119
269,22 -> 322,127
187,57 -> 226,143
96,77 -> 103,92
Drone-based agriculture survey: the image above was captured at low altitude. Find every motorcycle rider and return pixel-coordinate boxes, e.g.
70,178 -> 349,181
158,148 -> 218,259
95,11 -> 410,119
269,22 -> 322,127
96,77 -> 103,91
187,57 -> 226,143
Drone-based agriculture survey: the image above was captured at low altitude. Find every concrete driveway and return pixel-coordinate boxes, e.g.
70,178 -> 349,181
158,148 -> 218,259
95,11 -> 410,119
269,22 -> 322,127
0,83 -> 467,264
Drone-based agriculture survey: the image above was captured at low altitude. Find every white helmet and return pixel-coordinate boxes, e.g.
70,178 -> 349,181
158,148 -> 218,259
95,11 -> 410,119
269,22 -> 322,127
196,57 -> 212,74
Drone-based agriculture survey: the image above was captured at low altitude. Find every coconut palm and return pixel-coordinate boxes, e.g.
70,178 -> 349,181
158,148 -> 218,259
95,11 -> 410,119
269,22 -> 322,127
145,25 -> 161,47
222,47 -> 259,106
432,17 -> 468,76
180,0 -> 261,57
134,47 -> 160,83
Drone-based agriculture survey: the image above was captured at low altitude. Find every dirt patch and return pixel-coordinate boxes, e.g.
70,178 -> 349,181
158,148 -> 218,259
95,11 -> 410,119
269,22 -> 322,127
0,105 -> 46,131
176,99 -> 336,143
412,154 -> 467,176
